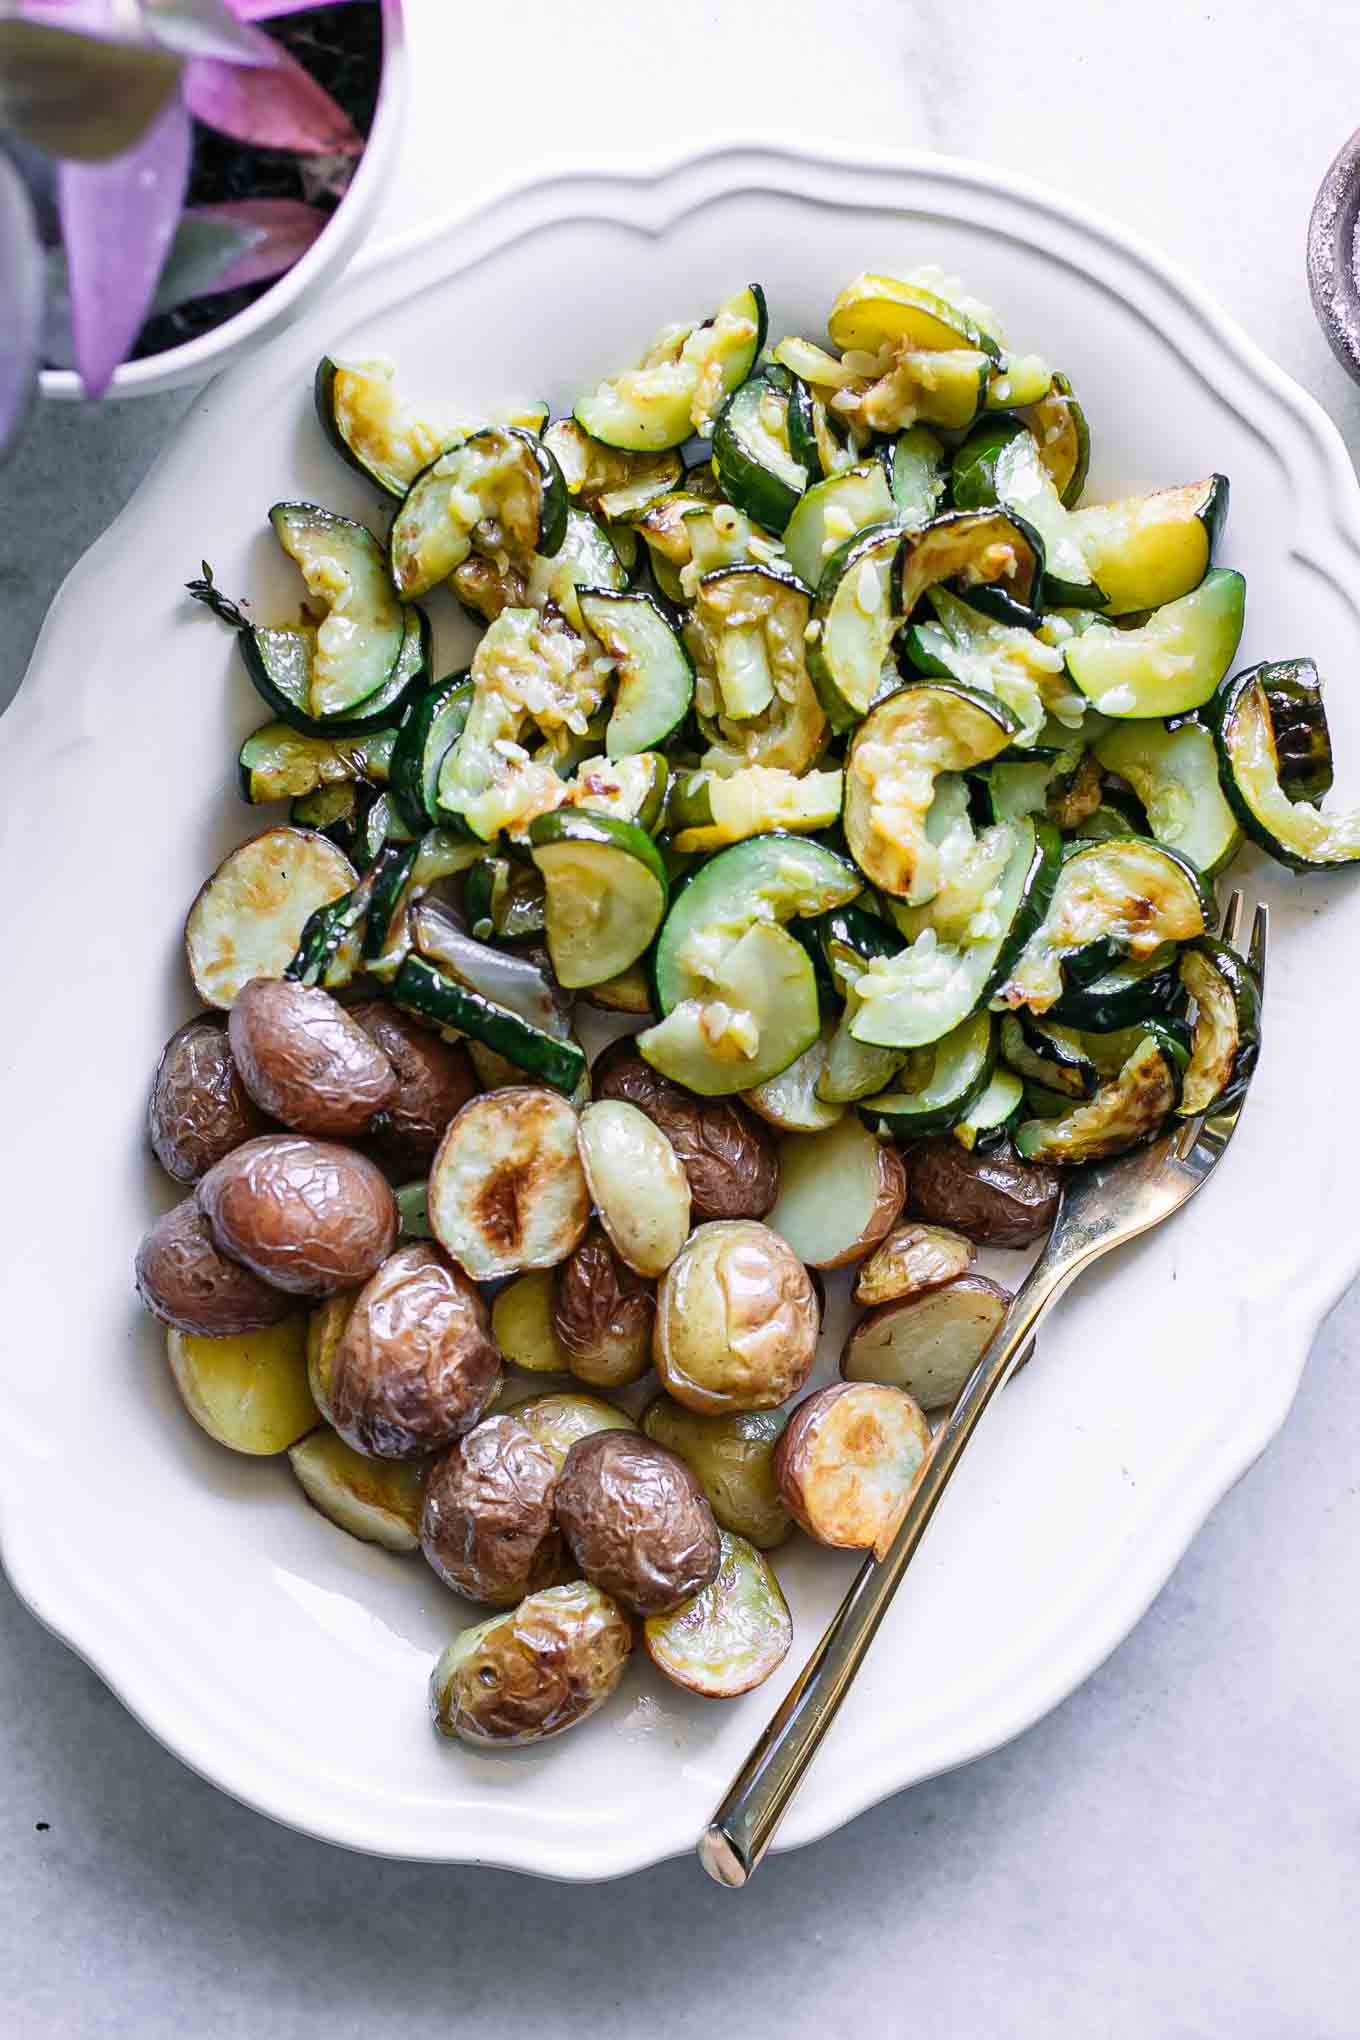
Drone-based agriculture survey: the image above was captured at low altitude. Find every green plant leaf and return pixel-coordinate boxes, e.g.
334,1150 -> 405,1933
141,0 -> 280,67
0,21 -> 182,162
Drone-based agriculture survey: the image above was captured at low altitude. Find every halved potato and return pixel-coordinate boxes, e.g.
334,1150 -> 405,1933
429,1087 -> 591,1280
515,1390 -> 636,1473
773,1381 -> 930,1550
841,1274 -> 1010,1411
184,826 -> 356,1009
741,1023 -> 845,1134
577,1099 -> 691,1279
491,1269 -> 570,1374
641,1395 -> 791,1549
306,1289 -> 358,1421
765,1115 -> 906,1269
853,1222 -> 976,1308
288,1428 -> 426,1550
643,1532 -> 792,1697
165,1316 -> 316,1455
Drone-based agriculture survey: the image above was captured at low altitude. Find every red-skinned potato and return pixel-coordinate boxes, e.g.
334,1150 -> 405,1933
429,1581 -> 632,1747
197,1135 -> 397,1295
148,1015 -> 269,1183
326,1242 -> 500,1458
553,1224 -> 655,1389
906,1137 -> 1059,1246
841,1274 -> 1010,1412
654,1219 -> 818,1414
227,977 -> 396,1137
766,1115 -> 906,1269
136,1197 -> 293,1337
591,1039 -> 778,1221
349,1001 -> 478,1173
554,1429 -> 723,1615
421,1413 -> 567,1605
774,1381 -> 931,1552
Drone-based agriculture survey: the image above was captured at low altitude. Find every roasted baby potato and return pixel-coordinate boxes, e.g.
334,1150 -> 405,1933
288,1427 -> 427,1550
147,1015 -> 269,1183
577,1099 -> 691,1278
197,1135 -> 398,1295
766,1114 -> 906,1269
906,1137 -> 1060,1247
841,1274 -> 1010,1412
641,1395 -> 791,1549
591,1039 -> 778,1221
643,1531 -> 792,1697
553,1224 -> 655,1388
227,976 -> 397,1137
491,1268 -> 570,1374
136,1197 -> 293,1336
421,1413 -> 566,1605
429,1087 -> 591,1281
854,1222 -> 976,1308
325,1242 -> 500,1457
349,1001 -> 478,1173
306,1288 -> 357,1420
429,1581 -> 632,1748
516,1391 -> 637,1473
165,1314 -> 315,1453
741,1023 -> 844,1134
654,1219 -> 818,1414
554,1429 -> 723,1615
774,1381 -> 931,1552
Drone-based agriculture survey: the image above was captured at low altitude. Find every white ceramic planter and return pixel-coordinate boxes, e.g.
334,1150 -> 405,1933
37,0 -> 407,402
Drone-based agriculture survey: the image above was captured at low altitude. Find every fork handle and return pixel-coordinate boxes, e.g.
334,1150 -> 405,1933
698,1246 -> 1078,1887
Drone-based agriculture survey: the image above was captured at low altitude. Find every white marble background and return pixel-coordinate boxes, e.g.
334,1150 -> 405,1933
2,3 -> 1359,2033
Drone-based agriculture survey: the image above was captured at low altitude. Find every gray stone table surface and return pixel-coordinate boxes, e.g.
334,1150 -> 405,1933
3,3 -> 1360,2033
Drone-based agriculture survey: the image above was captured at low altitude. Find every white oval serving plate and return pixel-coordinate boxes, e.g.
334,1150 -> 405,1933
4,147 -> 1360,1881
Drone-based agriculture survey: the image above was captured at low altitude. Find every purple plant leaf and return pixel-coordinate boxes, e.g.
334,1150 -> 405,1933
57,86 -> 192,396
225,0 -> 367,18
175,197 -> 327,293
139,0 -> 281,67
0,152 -> 46,458
183,37 -> 363,155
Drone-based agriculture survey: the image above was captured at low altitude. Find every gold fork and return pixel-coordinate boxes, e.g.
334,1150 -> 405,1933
700,892 -> 1268,1886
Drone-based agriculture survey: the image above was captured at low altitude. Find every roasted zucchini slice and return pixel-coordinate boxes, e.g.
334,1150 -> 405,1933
1013,1030 -> 1179,1163
688,566 -> 828,774
952,415 -> 1104,607
1177,937 -> 1261,1116
576,588 -> 694,757
314,355 -> 547,497
844,681 -> 1017,899
1068,475 -> 1228,615
1015,371 -> 1090,506
889,425 -> 949,527
390,426 -> 567,598
268,503 -> 407,721
1064,570 -> 1246,719
1093,718 -> 1242,877
669,764 -> 842,854
858,1011 -> 997,1137
712,367 -> 810,532
896,507 -> 1044,628
903,586 -> 1084,748
808,520 -> 906,729
1211,659 -> 1360,870
999,1014 -> 1099,1099
238,720 -> 395,807
828,270 -> 1004,361
528,810 -> 669,989
541,419 -> 683,520
389,670 -> 473,832
637,919 -> 823,1096
996,836 -> 1210,1015
238,601 -> 429,739
574,284 -> 766,451
782,459 -> 896,589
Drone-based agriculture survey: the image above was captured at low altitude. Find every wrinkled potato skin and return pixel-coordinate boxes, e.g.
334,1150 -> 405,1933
148,1016 -> 269,1183
906,1138 -> 1060,1247
654,1220 -> 818,1414
198,1135 -> 398,1295
592,1040 -> 778,1221
421,1415 -> 566,1605
429,1582 -> 632,1747
228,977 -> 396,1138
854,1222 -> 976,1307
135,1197 -> 292,1336
642,1396 -> 791,1549
327,1243 -> 500,1458
553,1225 -> 655,1388
554,1430 -> 722,1615
349,1001 -> 478,1173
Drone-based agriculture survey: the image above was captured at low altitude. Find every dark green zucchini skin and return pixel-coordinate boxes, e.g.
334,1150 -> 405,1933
1000,1014 -> 1098,1099
313,355 -> 403,496
241,604 -> 432,738
981,819 -> 1064,1001
285,866 -> 380,989
1180,936 -> 1262,1111
362,842 -> 420,961
1050,953 -> 1187,1031
394,956 -> 586,1095
389,672 -> 473,833
712,367 -> 804,532
1209,660 -> 1352,871
784,372 -> 823,484
950,417 -> 1101,608
808,901 -> 904,984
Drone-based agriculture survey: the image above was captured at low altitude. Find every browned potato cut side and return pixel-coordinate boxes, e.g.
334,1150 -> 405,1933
165,1315 -> 315,1453
643,1532 -> 792,1697
421,1414 -> 566,1606
741,1024 -> 844,1134
577,1099 -> 691,1278
228,977 -> 396,1137
288,1429 -> 426,1550
774,1381 -> 930,1551
654,1220 -> 818,1415
429,1087 -> 590,1281
841,1275 -> 1011,1412
198,1135 -> 398,1295
854,1222 -> 976,1307
554,1429 -> 722,1616
766,1114 -> 906,1269
906,1137 -> 1059,1246
184,826 -> 356,1010
429,1582 -> 632,1747
326,1242 -> 500,1458
148,1016 -> 268,1184
136,1197 -> 293,1337
591,1039 -> 778,1220
492,1269 -> 570,1375
553,1225 -> 655,1389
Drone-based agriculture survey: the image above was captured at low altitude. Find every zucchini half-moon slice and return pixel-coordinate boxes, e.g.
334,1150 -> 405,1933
1093,717 -> 1243,878
1064,569 -> 1246,719
1177,937 -> 1261,1116
390,426 -> 568,598
711,367 -> 810,533
574,284 -> 767,451
315,356 -> 548,498
828,272 -> 1004,362
1212,659 -> 1360,870
951,415 -> 1104,608
1067,474 -> 1228,615
894,507 -> 1044,629
268,503 -> 407,721
844,680 -> 1017,899
1013,1029 -> 1181,1163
